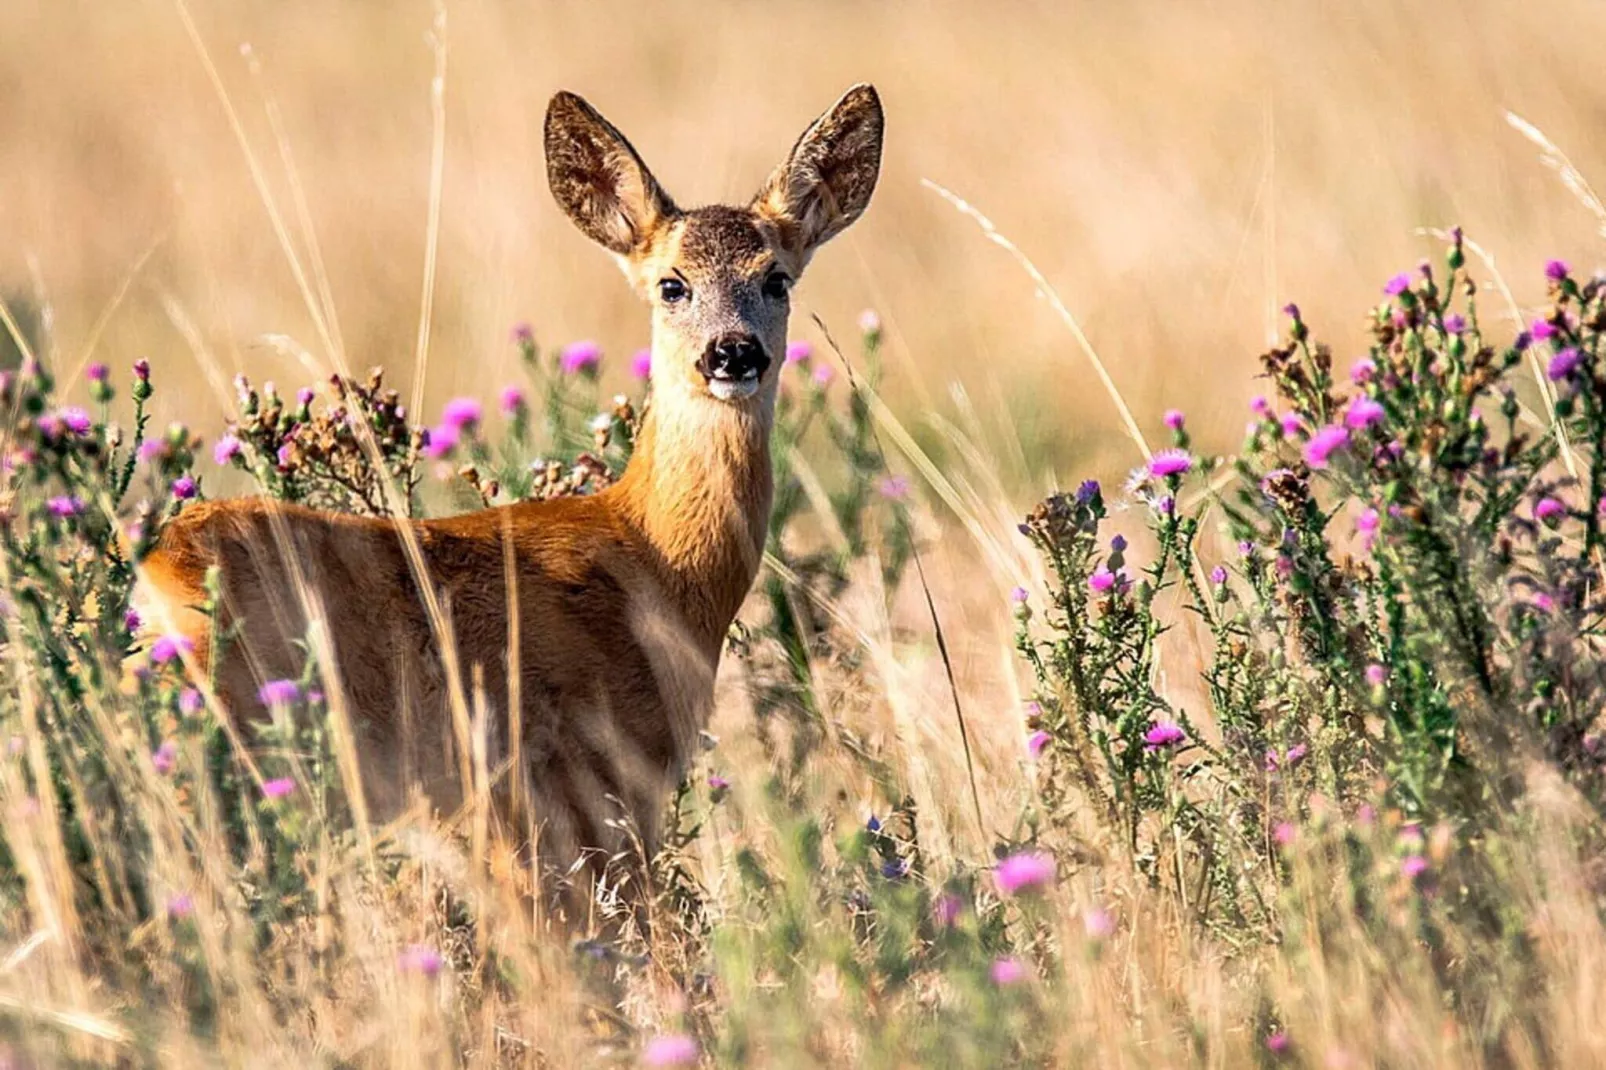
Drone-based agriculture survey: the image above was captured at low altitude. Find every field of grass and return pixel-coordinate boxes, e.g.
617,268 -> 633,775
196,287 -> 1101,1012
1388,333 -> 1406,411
5,2 -> 1606,1067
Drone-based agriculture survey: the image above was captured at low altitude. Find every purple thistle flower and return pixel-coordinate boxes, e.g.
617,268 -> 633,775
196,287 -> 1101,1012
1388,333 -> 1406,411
1273,821 -> 1297,846
1109,534 -> 1127,552
989,957 -> 1027,986
133,358 -> 150,381
1344,397 -> 1386,430
1083,907 -> 1116,939
1356,507 -> 1381,534
171,476 -> 197,500
933,893 -> 963,927
149,635 -> 194,664
260,777 -> 296,800
784,340 -> 813,365
1304,425 -> 1350,468
707,773 -> 730,792
1088,570 -> 1117,593
1210,565 -> 1228,585
1545,258 -> 1570,282
1383,273 -> 1412,296
440,397 -> 482,430
46,496 -> 83,518
257,679 -> 301,706
858,309 -> 882,334
397,944 -> 443,977
1074,479 -> 1100,504
631,348 -> 653,379
1250,395 -> 1271,415
1349,359 -> 1377,384
59,408 -> 92,435
1534,497 -> 1567,524
877,475 -> 911,500
1010,585 -> 1030,604
213,433 -> 242,466
151,740 -> 178,776
1144,721 -> 1187,751
1284,742 -> 1308,767
124,608 -> 142,633
1532,319 -> 1558,342
642,1034 -> 699,1067
1443,314 -> 1466,335
179,688 -> 204,715
994,851 -> 1056,895
1266,1031 -> 1290,1055
1163,409 -> 1185,431
1547,347 -> 1583,380
812,362 -> 834,385
166,893 -> 194,919
1283,303 -> 1301,319
1514,330 -> 1534,352
499,386 -> 526,414
421,424 -> 458,459
1147,449 -> 1193,479
510,322 -> 534,346
1400,855 -> 1430,880
559,340 -> 602,374
1364,664 -> 1388,687
1027,730 -> 1052,759
1279,413 -> 1303,438
275,442 -> 294,468
86,362 -> 109,383
138,438 -> 166,462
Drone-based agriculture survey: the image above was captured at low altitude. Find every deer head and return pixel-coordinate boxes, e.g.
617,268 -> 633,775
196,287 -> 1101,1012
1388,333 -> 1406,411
544,84 -> 884,411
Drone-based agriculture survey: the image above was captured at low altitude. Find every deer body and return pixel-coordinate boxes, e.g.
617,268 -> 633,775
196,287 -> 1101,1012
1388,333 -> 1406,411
133,86 -> 883,880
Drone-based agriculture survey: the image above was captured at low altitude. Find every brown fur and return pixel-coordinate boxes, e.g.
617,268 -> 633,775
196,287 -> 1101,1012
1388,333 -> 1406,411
133,84 -> 883,892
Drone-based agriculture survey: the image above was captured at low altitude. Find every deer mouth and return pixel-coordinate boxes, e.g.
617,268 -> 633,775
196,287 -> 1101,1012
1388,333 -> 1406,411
706,373 -> 762,401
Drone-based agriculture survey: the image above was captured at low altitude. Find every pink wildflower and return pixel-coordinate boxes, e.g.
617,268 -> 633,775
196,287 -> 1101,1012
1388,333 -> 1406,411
398,944 -> 444,977
994,851 -> 1056,895
642,1034 -> 699,1067
1027,730 -> 1051,759
631,349 -> 653,379
1147,448 -> 1193,479
1143,721 -> 1187,751
784,340 -> 813,365
260,777 -> 296,800
989,957 -> 1027,985
559,340 -> 603,374
1304,425 -> 1350,468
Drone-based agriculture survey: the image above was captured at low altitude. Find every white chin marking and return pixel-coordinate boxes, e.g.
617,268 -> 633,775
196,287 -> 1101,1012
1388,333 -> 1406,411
708,377 -> 759,401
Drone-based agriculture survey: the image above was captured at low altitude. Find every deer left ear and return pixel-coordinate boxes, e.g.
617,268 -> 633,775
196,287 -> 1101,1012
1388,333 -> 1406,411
752,84 -> 884,261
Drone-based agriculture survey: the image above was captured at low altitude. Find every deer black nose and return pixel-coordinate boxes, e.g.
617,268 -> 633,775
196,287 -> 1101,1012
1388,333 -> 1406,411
699,334 -> 771,382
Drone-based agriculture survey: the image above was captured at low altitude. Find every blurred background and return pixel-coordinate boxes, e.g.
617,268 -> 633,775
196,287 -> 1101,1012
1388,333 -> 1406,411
3,0 -> 1605,485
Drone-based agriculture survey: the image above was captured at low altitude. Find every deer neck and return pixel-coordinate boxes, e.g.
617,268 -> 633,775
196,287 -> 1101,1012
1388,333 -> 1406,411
612,391 -> 774,648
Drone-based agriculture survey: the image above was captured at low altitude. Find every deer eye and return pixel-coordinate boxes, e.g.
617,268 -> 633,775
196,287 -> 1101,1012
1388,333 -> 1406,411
762,272 -> 791,300
658,277 -> 688,304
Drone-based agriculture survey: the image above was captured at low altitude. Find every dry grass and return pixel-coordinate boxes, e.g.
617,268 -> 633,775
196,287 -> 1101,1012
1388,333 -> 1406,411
5,1 -> 1606,476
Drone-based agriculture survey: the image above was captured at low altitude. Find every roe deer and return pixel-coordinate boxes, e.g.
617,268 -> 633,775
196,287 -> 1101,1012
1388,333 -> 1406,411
133,84 -> 884,897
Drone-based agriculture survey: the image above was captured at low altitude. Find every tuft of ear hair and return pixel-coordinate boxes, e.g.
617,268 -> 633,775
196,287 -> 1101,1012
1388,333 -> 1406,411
545,91 -> 678,256
753,84 -> 884,261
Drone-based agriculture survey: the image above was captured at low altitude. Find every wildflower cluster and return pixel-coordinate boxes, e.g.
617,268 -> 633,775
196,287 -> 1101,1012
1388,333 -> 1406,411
1017,236 -> 1606,972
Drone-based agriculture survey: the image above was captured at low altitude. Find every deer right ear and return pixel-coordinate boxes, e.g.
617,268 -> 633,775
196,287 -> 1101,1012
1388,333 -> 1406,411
545,92 -> 676,256
753,84 -> 884,261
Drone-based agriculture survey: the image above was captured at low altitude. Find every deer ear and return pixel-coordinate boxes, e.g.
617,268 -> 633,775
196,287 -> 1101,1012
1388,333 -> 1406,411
545,92 -> 677,256
752,84 -> 884,260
